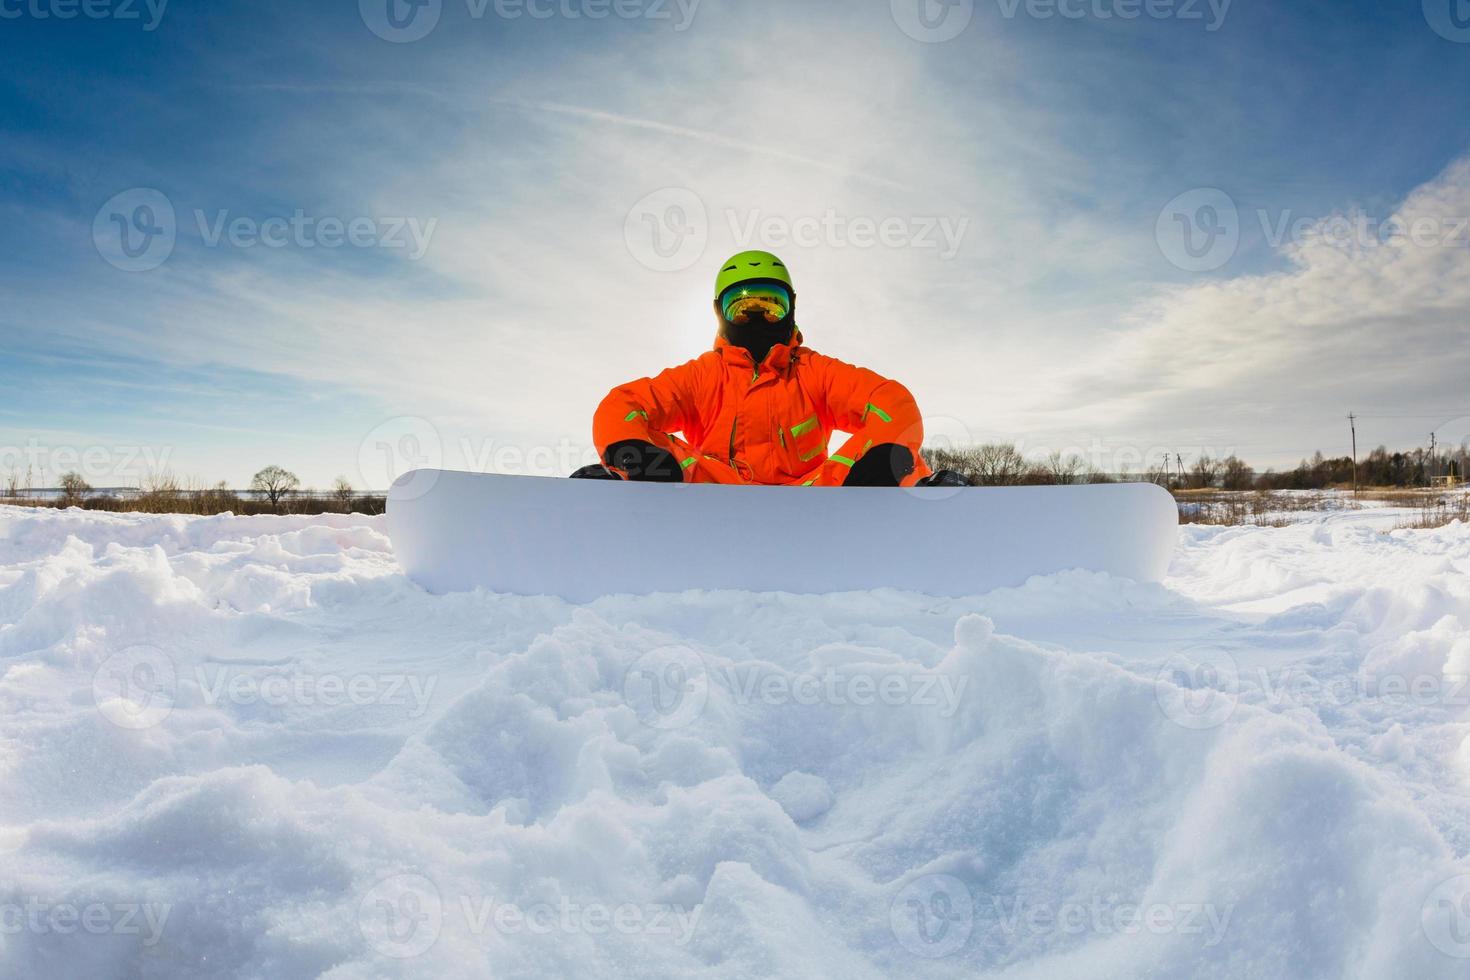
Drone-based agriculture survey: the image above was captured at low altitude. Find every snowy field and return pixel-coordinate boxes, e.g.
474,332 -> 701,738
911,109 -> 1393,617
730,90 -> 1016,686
3,503 -> 1470,978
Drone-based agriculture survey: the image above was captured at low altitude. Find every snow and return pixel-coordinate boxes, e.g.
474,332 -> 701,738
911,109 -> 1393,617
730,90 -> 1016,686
2,503 -> 1470,978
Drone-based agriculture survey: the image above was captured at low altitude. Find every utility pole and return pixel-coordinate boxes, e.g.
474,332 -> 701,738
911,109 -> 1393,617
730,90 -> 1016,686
1349,413 -> 1358,497
1429,431 -> 1437,487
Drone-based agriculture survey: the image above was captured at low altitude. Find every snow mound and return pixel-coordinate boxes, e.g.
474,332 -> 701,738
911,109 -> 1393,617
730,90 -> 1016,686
2,504 -> 1470,978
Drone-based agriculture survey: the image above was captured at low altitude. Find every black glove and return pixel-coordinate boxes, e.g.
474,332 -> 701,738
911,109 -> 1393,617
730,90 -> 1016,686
915,469 -> 971,488
605,440 -> 684,483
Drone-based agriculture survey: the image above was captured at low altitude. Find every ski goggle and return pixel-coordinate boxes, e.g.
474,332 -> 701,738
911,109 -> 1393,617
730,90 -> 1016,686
720,282 -> 792,325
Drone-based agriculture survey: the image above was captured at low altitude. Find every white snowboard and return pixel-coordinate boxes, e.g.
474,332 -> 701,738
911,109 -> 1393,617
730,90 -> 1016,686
387,471 -> 1178,601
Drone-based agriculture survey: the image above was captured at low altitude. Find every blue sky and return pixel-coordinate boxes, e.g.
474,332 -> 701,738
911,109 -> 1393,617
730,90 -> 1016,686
3,0 -> 1470,489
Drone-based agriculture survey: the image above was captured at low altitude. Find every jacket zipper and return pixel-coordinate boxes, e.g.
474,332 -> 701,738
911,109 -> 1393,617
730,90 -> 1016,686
730,366 -> 761,468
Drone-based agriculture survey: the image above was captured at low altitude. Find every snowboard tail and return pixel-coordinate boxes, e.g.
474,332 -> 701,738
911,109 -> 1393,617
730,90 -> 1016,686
386,471 -> 1178,601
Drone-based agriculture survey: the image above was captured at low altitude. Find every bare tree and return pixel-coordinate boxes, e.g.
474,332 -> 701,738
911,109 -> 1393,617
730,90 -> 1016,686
59,471 -> 91,506
973,443 -> 1028,486
1190,455 -> 1223,490
138,469 -> 182,511
333,476 -> 355,512
1043,451 -> 1085,486
923,443 -> 1029,486
1221,455 -> 1255,491
251,465 -> 300,509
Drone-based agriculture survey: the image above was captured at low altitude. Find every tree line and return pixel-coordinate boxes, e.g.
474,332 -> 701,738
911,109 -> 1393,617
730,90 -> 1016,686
4,466 -> 382,515
922,442 -> 1469,490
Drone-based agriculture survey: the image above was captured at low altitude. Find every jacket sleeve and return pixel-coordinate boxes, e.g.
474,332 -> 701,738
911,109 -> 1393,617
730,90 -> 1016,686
806,354 -> 933,487
593,358 -> 705,473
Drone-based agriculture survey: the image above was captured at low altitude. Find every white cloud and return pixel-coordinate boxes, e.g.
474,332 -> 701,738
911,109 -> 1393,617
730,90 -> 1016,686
1038,158 -> 1470,465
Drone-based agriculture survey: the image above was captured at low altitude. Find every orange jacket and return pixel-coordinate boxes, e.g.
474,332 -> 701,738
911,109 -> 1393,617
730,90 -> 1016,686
594,332 -> 933,486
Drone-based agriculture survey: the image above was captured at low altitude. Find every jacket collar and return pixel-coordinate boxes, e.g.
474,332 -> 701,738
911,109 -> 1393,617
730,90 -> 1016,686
714,330 -> 804,373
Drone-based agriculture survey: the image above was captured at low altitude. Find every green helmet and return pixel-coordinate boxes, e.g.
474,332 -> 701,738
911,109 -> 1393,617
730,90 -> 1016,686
714,250 -> 794,300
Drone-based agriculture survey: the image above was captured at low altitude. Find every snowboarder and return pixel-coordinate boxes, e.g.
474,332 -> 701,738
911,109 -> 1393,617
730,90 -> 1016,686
579,250 -> 968,487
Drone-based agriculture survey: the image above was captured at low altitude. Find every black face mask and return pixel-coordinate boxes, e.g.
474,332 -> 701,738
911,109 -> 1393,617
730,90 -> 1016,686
716,303 -> 797,364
